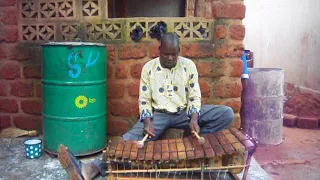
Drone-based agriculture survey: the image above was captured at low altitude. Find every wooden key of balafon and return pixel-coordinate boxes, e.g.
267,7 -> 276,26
137,134 -> 148,148
192,131 -> 205,144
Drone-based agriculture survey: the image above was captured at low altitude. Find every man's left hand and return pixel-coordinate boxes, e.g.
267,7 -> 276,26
189,118 -> 200,134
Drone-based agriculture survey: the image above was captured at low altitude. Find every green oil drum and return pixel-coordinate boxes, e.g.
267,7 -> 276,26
42,42 -> 107,156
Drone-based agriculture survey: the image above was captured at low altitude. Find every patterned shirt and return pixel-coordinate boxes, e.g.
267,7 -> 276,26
139,56 -> 201,121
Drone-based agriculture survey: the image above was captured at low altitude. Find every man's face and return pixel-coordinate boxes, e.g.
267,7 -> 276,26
159,44 -> 180,69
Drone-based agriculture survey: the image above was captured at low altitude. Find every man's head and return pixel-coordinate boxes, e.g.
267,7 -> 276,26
159,33 -> 180,69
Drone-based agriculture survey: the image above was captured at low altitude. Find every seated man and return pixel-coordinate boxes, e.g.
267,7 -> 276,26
58,32 -> 234,180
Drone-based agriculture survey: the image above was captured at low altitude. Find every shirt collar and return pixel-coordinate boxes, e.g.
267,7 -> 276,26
157,56 -> 181,71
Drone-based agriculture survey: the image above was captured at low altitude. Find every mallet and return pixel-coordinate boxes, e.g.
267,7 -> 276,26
137,134 -> 149,148
192,131 -> 205,145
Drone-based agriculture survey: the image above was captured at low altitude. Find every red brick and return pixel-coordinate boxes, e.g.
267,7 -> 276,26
107,62 -> 114,78
36,83 -> 42,97
130,63 -> 144,79
21,100 -> 42,115
0,99 -> 18,113
23,65 -> 41,79
13,115 -> 42,131
0,26 -> 18,43
181,43 -> 213,58
115,62 -> 128,79
199,79 -> 210,97
214,77 -> 242,98
204,1 -> 212,19
10,81 -> 34,97
230,25 -> 245,40
149,43 -> 160,58
0,0 -> 16,6
197,60 -> 227,78
215,44 -> 244,58
110,100 -> 139,117
230,59 -> 243,77
231,113 -> 241,129
225,99 -> 241,113
107,45 -> 115,62
0,8 -> 17,25
215,25 -> 227,39
195,0 -> 205,17
212,2 -> 246,19
297,117 -> 318,129
107,117 -> 131,136
7,44 -> 34,61
110,101 -> 130,116
107,82 -> 125,98
0,82 -> 7,96
130,100 -> 139,117
0,44 -> 6,59
0,62 -> 20,79
0,115 -> 11,129
119,44 -> 147,59
283,113 -> 298,127
284,82 -> 295,94
128,81 -> 140,97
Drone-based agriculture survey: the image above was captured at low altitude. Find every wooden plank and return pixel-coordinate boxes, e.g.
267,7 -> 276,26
202,136 -> 212,149
207,133 -> 220,146
169,142 -> 178,160
146,141 -> 154,152
170,152 -> 178,160
215,133 -> 229,146
204,148 -> 215,158
161,141 -> 169,161
176,139 -> 183,143
124,142 -> 132,151
115,141 -> 124,159
137,145 -> 146,161
241,139 -> 255,153
186,150 -> 195,159
178,151 -> 186,160
221,129 -> 231,135
225,133 -> 240,144
176,142 -> 185,152
145,141 -> 154,161
222,143 -> 235,154
189,136 -> 202,150
230,128 -> 248,142
207,134 -> 225,156
153,140 -> 162,160
177,142 -> 186,160
231,142 -> 245,152
194,149 -> 204,159
129,143 -> 138,160
153,152 -> 161,161
184,139 -> 193,151
122,142 -> 132,159
169,139 -> 176,144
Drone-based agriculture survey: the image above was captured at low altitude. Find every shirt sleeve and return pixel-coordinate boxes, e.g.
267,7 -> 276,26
138,64 -> 153,121
186,62 -> 201,117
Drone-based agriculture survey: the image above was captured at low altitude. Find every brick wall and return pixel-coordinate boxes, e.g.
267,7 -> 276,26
0,0 -> 246,135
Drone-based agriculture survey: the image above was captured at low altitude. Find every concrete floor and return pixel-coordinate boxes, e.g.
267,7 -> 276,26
1,127 -> 318,180
254,127 -> 320,180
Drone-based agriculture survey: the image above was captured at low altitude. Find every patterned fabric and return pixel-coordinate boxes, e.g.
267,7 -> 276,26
139,56 -> 201,121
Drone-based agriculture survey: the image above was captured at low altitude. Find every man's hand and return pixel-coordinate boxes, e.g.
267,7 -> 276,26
189,113 -> 200,133
143,118 -> 155,138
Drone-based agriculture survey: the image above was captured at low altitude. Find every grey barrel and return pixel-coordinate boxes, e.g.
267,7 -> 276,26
241,68 -> 284,145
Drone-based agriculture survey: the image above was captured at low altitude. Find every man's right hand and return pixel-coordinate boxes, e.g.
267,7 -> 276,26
143,118 -> 155,138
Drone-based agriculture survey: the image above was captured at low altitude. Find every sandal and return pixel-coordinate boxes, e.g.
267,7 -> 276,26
58,144 -> 85,180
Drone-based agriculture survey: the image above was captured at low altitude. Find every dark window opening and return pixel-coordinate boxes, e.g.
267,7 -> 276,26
108,0 -> 186,18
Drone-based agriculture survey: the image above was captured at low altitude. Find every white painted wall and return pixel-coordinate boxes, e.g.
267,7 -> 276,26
243,0 -> 320,91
